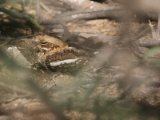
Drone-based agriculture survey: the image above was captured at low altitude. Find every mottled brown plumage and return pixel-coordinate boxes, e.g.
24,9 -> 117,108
34,35 -> 87,71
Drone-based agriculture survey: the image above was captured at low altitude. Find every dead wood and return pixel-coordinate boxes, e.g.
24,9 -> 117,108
139,38 -> 160,47
43,8 -> 158,26
46,8 -> 127,24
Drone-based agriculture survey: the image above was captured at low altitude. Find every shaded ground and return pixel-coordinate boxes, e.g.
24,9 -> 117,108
0,0 -> 160,120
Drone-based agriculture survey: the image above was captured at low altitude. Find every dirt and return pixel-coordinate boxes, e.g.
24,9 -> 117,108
68,19 -> 119,36
0,1 -> 160,120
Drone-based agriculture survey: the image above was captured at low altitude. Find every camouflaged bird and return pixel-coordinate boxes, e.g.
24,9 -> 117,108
34,35 -> 87,72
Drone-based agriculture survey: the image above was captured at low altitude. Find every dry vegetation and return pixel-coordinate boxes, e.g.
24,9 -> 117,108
0,0 -> 160,120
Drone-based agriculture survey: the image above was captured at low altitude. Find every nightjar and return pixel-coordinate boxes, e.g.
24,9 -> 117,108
34,35 -> 87,72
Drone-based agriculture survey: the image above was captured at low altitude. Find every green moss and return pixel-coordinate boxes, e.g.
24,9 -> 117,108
144,47 -> 160,65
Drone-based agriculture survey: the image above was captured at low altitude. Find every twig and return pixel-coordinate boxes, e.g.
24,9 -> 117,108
35,0 -> 40,21
40,2 -> 52,14
158,14 -> 160,39
139,38 -> 160,47
149,20 -> 157,40
46,8 -> 158,25
51,8 -> 126,24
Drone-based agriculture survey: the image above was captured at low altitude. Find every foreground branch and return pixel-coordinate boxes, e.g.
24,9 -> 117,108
47,8 -> 158,25
0,6 -> 43,30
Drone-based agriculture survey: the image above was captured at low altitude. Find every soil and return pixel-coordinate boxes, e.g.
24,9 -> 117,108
0,0 -> 160,120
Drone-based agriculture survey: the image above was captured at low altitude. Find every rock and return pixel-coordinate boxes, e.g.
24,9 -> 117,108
6,46 -> 32,68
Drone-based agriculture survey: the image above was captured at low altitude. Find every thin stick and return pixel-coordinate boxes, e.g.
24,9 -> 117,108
40,2 -> 52,14
36,0 -> 40,21
158,13 -> 160,40
149,20 -> 157,40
